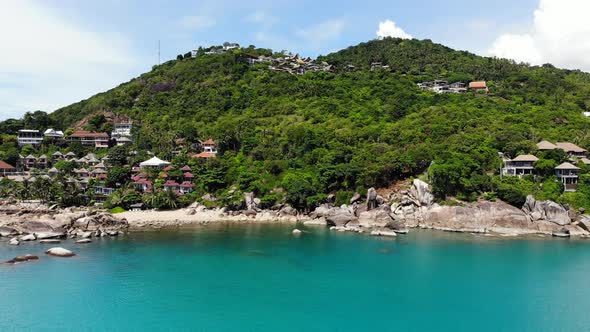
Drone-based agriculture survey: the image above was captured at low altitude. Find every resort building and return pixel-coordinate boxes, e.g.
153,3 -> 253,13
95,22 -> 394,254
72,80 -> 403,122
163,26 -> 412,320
536,140 -> 587,158
17,130 -> 43,147
68,131 -> 109,148
555,142 -> 587,159
191,138 -> 218,159
112,120 -> 133,146
0,161 -> 16,176
555,162 -> 580,192
469,81 -> 489,93
418,81 -> 467,94
44,129 -> 64,140
139,156 -> 171,170
502,155 -> 538,177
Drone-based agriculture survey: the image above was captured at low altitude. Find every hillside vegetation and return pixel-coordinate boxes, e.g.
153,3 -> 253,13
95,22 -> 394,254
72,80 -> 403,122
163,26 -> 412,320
3,38 -> 590,210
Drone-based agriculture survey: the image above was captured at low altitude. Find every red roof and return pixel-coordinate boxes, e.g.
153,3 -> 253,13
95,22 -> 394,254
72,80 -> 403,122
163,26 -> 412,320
160,173 -> 168,178
180,181 -> 194,188
164,180 -> 180,186
202,138 -> 216,145
97,174 -> 107,179
70,131 -> 109,138
0,160 -> 15,170
183,172 -> 194,178
180,165 -> 192,171
162,166 -> 173,172
469,81 -> 487,89
190,152 -> 216,159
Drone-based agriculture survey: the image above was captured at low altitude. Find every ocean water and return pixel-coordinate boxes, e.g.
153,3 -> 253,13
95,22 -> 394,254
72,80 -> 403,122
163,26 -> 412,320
1,224 -> 590,332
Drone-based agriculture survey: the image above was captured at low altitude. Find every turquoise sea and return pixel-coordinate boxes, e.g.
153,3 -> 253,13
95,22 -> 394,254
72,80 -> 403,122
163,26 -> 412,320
1,224 -> 590,332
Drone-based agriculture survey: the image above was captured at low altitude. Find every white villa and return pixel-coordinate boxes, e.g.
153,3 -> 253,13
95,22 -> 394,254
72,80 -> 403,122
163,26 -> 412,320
17,130 -> 43,147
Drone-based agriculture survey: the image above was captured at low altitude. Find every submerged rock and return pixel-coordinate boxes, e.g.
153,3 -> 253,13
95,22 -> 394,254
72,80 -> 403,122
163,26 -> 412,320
45,247 -> 76,257
370,230 -> 397,237
39,239 -> 61,244
76,239 -> 92,244
292,229 -> 302,236
6,254 -> 39,264
9,237 -> 19,245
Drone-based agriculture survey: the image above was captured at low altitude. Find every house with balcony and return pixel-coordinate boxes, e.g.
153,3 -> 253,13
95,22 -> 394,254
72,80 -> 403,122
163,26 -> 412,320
536,140 -> 587,159
18,130 -> 43,147
0,160 -> 16,176
44,129 -> 64,140
502,154 -> 538,177
68,131 -> 109,148
555,162 -> 580,192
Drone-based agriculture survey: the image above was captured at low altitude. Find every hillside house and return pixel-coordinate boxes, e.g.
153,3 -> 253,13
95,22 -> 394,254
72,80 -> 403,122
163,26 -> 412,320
0,161 -> 16,176
44,129 -> 64,140
112,120 -> 133,145
139,156 -> 171,170
68,131 -> 109,148
52,151 -> 64,162
536,140 -> 587,158
18,130 -> 43,147
555,142 -> 587,158
223,42 -> 240,51
469,81 -> 489,93
555,162 -> 580,192
502,155 -> 538,177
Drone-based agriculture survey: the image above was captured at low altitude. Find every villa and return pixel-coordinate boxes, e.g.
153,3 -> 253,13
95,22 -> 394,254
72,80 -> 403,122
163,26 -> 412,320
0,161 -> 16,176
469,81 -> 489,93
536,140 -> 587,158
17,130 -> 43,147
502,154 -> 538,177
555,162 -> 580,192
44,129 -> 64,139
68,131 -> 109,148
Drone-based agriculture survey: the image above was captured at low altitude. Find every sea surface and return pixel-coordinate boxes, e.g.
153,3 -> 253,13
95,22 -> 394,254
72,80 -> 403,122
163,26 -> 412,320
1,224 -> 590,332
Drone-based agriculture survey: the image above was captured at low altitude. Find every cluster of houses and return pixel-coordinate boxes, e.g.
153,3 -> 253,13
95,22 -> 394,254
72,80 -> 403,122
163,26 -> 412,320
501,140 -> 589,192
17,120 -> 134,148
246,54 -> 336,75
131,157 -> 195,195
418,80 -> 489,94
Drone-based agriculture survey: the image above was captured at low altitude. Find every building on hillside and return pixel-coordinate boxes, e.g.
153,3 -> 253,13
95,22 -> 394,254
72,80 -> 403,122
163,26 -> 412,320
555,142 -> 587,159
0,161 -> 16,176
555,162 -> 580,192
17,130 -> 43,146
37,155 -> 49,169
502,154 -> 539,177
44,129 -> 64,140
201,138 -> 217,154
68,131 -> 109,148
418,81 -> 466,94
469,81 -> 489,93
536,140 -> 558,151
139,156 -> 171,170
223,42 -> 240,51
52,151 -> 64,162
24,155 -> 36,169
537,140 -> 588,158
65,152 -> 77,160
112,120 -> 133,145
48,167 -> 59,178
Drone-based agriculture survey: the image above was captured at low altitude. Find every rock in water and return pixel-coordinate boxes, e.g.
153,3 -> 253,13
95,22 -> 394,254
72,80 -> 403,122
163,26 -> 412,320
6,254 -> 39,264
9,237 -> 19,246
292,229 -> 302,236
370,230 -> 397,237
45,247 -> 76,257
20,234 -> 36,241
76,239 -> 92,244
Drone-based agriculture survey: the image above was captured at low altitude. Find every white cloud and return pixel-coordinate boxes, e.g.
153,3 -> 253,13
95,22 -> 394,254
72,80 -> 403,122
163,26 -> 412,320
376,19 -> 412,39
0,1 -> 141,120
489,0 -> 590,71
177,15 -> 216,30
295,19 -> 347,46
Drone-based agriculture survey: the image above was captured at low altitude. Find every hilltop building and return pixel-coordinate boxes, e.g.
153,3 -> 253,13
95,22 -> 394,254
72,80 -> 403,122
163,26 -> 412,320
469,81 -> 489,93
68,131 -> 109,148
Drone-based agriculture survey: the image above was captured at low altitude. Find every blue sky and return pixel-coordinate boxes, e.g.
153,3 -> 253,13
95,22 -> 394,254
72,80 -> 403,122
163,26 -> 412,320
1,0 -> 588,121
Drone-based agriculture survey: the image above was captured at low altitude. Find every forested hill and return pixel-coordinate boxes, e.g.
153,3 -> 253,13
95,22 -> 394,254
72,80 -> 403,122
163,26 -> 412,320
5,37 -> 590,208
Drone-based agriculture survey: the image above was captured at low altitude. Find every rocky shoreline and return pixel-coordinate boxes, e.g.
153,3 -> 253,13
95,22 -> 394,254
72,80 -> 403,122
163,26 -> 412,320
1,179 -> 590,246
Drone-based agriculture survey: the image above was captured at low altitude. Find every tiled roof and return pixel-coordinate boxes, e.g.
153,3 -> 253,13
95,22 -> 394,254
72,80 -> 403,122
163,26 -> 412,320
70,131 -> 109,138
511,155 -> 539,162
556,142 -> 587,153
0,160 -> 15,169
556,162 -> 580,170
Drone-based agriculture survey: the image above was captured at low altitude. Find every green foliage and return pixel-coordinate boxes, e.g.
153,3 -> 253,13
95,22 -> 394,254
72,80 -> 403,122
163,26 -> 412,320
108,206 -> 126,214
2,38 -> 590,209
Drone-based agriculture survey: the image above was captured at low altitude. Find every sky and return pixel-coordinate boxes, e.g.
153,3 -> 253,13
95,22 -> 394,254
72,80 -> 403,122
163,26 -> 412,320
1,0 -> 588,121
